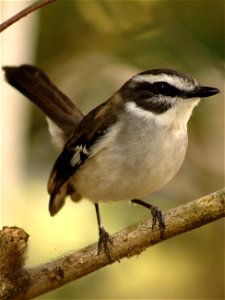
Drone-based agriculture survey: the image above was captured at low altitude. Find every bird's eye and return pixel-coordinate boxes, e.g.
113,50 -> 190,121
154,82 -> 170,93
153,81 -> 178,96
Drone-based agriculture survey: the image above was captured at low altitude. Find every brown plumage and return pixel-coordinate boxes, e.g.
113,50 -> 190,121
3,65 -> 83,140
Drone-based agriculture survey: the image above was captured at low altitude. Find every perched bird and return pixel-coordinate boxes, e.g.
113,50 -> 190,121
3,65 -> 219,257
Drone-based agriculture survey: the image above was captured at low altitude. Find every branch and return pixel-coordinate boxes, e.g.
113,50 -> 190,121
0,0 -> 56,33
1,188 -> 224,299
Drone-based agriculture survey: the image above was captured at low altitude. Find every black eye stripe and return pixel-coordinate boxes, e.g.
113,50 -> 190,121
133,81 -> 182,97
136,99 -> 173,114
120,79 -> 186,114
125,81 -> 180,114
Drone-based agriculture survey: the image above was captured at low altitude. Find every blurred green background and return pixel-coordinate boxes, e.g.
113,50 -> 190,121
1,0 -> 224,299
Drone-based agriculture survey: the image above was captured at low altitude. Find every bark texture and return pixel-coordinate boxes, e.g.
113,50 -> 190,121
0,188 -> 224,299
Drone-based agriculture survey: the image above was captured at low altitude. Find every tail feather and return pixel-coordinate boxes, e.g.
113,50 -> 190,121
49,180 -> 81,216
3,65 -> 84,141
3,64 -> 84,215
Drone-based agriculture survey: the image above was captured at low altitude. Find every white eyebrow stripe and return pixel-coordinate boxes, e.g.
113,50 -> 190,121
133,74 -> 197,92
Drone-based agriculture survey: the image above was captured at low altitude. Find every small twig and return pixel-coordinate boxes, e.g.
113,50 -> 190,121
0,0 -> 56,33
0,188 -> 224,300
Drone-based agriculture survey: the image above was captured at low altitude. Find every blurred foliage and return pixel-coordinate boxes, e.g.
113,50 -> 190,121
36,0 -> 224,67
13,0 -> 224,299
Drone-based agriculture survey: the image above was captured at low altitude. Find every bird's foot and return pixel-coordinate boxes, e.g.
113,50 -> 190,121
150,205 -> 165,239
98,226 -> 113,260
131,199 -> 165,239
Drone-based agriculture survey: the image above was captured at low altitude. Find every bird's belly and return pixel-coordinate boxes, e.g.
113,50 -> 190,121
74,130 -> 187,202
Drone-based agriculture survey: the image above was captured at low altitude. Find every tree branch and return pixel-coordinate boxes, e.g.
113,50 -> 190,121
1,188 -> 224,299
0,0 -> 56,33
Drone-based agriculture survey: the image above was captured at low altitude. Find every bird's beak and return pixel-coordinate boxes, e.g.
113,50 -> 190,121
185,86 -> 220,98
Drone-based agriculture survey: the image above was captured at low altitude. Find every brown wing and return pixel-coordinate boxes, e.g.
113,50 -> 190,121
48,93 -> 123,215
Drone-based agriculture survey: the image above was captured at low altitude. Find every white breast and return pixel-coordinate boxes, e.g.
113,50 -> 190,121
73,106 -> 188,203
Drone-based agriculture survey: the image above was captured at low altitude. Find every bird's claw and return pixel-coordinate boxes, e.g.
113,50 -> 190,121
151,206 -> 165,239
98,226 -> 113,260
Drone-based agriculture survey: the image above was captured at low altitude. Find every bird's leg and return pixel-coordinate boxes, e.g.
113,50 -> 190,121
95,203 -> 113,259
131,199 -> 165,238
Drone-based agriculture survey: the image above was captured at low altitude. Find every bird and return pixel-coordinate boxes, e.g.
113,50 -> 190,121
3,65 -> 219,257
